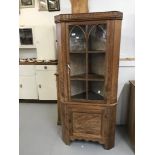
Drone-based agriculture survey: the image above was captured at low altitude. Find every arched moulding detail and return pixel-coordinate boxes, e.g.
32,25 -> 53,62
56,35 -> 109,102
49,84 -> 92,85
88,24 -> 107,51
69,25 -> 86,52
88,25 -> 96,37
69,25 -> 86,39
88,25 -> 106,38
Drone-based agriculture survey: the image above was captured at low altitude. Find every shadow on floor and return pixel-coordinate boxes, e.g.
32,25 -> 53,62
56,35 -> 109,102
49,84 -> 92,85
116,125 -> 135,152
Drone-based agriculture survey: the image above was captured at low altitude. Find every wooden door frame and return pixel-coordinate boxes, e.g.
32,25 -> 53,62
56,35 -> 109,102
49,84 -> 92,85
65,20 -> 113,103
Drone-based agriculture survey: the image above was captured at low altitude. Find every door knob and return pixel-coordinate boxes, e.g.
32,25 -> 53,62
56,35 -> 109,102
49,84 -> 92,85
20,84 -> 22,88
39,84 -> 41,88
67,64 -> 71,70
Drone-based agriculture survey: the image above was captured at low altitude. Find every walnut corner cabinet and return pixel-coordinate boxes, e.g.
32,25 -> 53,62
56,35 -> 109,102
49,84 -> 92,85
54,11 -> 123,150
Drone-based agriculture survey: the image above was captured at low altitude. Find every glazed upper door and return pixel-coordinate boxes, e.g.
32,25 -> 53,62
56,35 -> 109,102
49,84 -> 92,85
67,22 -> 109,102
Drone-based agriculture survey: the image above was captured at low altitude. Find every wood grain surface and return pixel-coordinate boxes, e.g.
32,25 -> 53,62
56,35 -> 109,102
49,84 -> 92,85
70,0 -> 88,13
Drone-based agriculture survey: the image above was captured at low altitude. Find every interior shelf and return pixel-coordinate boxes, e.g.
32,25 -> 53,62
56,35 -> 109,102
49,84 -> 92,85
70,51 -> 86,53
70,74 -> 86,80
88,91 -> 104,100
71,92 -> 86,99
88,50 -> 105,53
70,50 -> 105,53
71,91 -> 104,100
87,73 -> 104,81
70,73 -> 104,81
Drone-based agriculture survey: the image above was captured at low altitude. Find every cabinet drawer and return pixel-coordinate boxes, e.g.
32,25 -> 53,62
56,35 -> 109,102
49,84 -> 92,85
19,65 -> 36,76
36,65 -> 57,72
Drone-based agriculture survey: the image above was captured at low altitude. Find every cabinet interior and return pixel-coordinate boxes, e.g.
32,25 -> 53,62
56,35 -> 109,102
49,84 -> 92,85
69,24 -> 107,101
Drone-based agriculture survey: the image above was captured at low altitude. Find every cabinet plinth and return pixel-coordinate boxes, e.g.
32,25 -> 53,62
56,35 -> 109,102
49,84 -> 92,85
55,12 -> 123,149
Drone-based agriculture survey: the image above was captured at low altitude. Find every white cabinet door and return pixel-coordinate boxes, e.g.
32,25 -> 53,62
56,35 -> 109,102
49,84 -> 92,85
35,26 -> 56,60
19,76 -> 38,99
36,71 -> 57,100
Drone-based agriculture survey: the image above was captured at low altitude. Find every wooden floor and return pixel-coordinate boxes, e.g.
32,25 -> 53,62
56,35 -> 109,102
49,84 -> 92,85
19,103 -> 134,155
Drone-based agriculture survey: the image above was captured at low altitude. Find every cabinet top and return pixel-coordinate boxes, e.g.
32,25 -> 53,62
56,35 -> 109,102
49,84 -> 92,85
55,11 -> 123,23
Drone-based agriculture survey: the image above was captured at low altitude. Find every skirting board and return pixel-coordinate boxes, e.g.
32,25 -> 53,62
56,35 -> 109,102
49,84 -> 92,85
19,99 -> 57,103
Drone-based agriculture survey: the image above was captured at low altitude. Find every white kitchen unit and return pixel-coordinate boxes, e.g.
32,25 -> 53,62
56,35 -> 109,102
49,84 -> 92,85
19,65 -> 38,99
36,65 -> 57,100
19,65 -> 57,100
35,26 -> 56,60
19,26 -> 56,60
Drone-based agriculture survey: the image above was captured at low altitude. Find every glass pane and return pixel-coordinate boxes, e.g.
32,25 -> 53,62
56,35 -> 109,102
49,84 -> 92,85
71,81 -> 86,99
69,25 -> 86,52
88,53 -> 105,77
19,28 -> 33,45
88,24 -> 107,51
88,81 -> 104,100
68,24 -> 107,101
70,54 -> 86,77
87,53 -> 105,100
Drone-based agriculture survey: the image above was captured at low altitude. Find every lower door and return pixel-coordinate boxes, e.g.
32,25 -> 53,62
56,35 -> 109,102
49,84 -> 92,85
19,76 -> 38,99
66,104 -> 116,144
36,71 -> 57,100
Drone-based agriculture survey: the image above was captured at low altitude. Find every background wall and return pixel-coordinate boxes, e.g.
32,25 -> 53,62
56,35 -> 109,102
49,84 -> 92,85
19,0 -> 135,124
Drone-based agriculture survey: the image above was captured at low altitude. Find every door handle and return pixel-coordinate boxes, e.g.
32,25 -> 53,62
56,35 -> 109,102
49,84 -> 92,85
20,84 -> 22,88
56,40 -> 58,49
67,64 -> 71,70
39,84 -> 41,88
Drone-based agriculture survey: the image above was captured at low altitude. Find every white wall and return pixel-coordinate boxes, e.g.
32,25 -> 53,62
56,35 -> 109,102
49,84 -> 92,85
19,0 -> 135,124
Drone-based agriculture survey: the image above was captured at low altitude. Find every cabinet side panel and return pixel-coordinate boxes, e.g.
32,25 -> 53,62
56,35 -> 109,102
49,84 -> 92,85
111,20 -> 122,101
105,21 -> 114,101
56,23 -> 67,102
